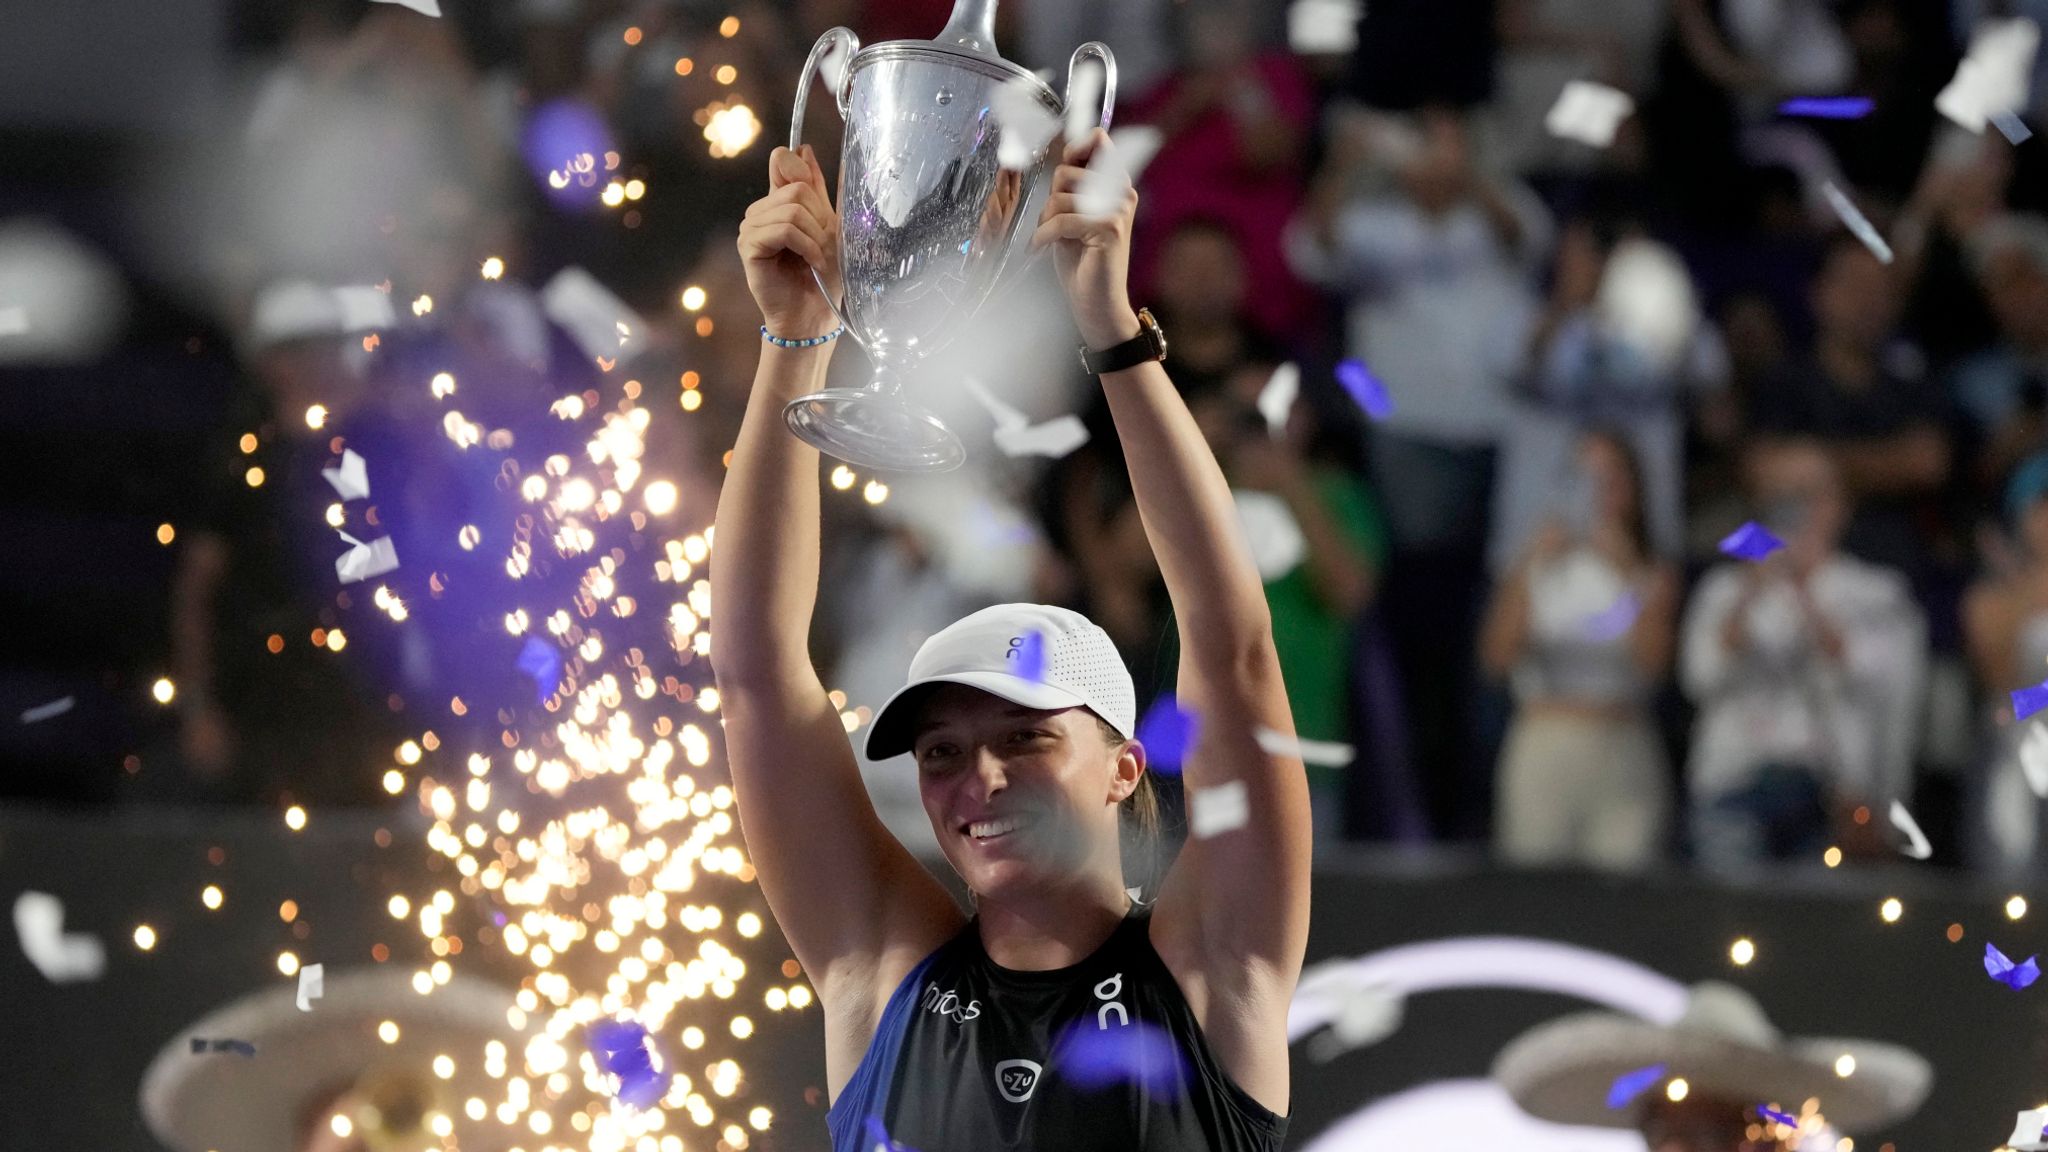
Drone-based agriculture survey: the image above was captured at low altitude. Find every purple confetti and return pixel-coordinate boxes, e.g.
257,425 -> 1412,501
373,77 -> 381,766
1987,942 -> 2041,990
1134,694 -> 1199,775
863,1116 -> 923,1152
1606,1062 -> 1666,1109
1055,1019 -> 1189,1093
588,1019 -> 666,1107
517,636 -> 563,705
1581,591 -> 1642,642
1758,1104 -> 1799,1126
190,1038 -> 257,1057
1336,359 -> 1393,421
1012,630 -> 1046,683
1777,96 -> 1875,119
2014,681 -> 2048,722
1718,521 -> 1785,563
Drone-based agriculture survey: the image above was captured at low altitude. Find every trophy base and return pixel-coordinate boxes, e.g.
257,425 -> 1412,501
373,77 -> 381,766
783,388 -> 966,473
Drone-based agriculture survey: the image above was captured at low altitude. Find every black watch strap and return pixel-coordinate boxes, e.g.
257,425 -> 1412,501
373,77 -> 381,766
1079,307 -> 1168,376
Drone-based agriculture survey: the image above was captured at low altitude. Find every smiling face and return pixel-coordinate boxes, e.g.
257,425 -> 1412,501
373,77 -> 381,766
910,685 -> 1143,902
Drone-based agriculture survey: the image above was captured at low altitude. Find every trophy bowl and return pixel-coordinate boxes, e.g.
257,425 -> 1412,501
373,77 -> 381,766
783,4 -> 1116,472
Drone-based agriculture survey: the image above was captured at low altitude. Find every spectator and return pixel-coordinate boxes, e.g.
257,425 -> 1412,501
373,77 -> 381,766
1124,0 -> 1318,341
1962,452 -> 2048,874
1289,107 -> 1552,546
1687,289 -> 1789,560
1184,367 -> 1388,849
1145,216 -> 1285,397
1750,234 -> 1951,582
1491,215 -> 1725,573
1287,103 -> 1551,838
1481,429 -> 1680,871
1899,127 -> 2012,380
167,326 -> 406,806
1948,215 -> 2048,498
1679,439 -> 1926,873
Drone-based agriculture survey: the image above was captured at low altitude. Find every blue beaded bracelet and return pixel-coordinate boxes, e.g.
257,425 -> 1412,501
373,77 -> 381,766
760,323 -> 843,349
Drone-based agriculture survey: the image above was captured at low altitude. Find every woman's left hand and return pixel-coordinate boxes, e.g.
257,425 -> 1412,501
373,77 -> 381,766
1031,128 -> 1140,349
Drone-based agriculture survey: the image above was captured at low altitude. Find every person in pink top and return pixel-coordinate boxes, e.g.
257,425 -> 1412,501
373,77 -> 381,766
1124,0 -> 1319,343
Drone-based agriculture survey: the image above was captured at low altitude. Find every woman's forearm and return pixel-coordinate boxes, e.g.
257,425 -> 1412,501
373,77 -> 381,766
708,341 -> 837,686
1091,315 -> 1273,669
1478,571 -> 1533,679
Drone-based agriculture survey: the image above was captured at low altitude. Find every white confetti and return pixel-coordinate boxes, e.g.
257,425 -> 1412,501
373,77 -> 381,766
1107,126 -> 1165,183
2020,720 -> 2048,798
1935,18 -> 2038,133
1887,799 -> 1933,860
371,0 -> 441,15
1308,979 -> 1404,1062
1190,779 -> 1250,839
819,37 -> 850,96
966,378 -> 1028,430
321,448 -> 370,502
331,286 -> 396,332
248,282 -> 394,346
19,696 -> 74,724
296,963 -> 324,1011
1820,181 -> 1894,264
992,416 -> 1090,460
1543,80 -> 1635,148
0,306 -> 26,337
1233,490 -> 1307,580
13,891 -> 104,984
1064,57 -> 1105,147
540,268 -> 648,365
1256,362 -> 1300,438
1992,108 -> 2035,144
1254,727 -> 1356,768
1075,143 -> 1134,221
1287,0 -> 1362,54
992,78 -> 1060,172
968,379 -> 1091,458
2010,1106 -> 2048,1151
335,531 -> 401,584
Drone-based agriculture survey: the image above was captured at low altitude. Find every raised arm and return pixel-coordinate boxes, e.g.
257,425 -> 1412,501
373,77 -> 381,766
1032,130 -> 1311,996
712,146 -> 960,1078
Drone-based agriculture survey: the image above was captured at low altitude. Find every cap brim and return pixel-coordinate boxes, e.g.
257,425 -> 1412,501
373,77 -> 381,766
1492,1010 -> 1931,1133
864,671 -> 1092,762
140,969 -> 523,1152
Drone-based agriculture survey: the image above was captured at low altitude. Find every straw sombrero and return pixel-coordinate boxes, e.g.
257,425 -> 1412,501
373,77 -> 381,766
1493,981 -> 1931,1134
139,968 -> 523,1152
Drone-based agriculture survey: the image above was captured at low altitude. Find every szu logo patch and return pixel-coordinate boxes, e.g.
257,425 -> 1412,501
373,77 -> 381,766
993,1058 -> 1042,1103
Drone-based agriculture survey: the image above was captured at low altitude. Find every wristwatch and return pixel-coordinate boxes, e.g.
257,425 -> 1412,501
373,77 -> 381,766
1079,307 -> 1168,376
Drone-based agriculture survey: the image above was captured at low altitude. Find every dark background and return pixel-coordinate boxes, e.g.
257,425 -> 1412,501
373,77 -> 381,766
3,807 -> 2029,1150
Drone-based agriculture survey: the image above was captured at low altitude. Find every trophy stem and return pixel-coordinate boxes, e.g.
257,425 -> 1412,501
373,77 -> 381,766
864,363 -> 904,399
934,0 -> 999,56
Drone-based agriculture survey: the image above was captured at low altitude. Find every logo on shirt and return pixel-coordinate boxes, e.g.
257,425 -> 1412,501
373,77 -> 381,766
994,1058 -> 1043,1103
918,982 -> 981,1025
1094,971 -> 1129,1029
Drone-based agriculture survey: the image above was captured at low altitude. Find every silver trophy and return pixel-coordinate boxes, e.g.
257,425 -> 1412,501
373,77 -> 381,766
783,0 -> 1116,472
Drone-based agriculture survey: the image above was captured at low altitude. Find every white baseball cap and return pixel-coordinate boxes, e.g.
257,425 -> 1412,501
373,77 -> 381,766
864,603 -> 1136,761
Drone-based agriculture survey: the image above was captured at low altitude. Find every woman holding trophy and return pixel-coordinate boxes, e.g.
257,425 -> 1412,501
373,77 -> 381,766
712,92 -> 1307,1152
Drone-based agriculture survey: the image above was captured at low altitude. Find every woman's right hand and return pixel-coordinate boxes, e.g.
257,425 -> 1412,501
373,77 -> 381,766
738,144 -> 842,339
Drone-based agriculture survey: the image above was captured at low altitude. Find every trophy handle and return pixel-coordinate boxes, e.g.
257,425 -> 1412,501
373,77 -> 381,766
790,27 -> 859,330
976,42 -> 1120,316
1064,41 -> 1118,134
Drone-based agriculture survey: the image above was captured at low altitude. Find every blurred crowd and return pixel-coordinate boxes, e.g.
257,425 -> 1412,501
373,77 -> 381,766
8,0 -> 2048,882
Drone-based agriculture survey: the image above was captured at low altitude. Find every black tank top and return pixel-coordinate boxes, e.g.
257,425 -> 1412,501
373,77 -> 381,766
825,906 -> 1287,1152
